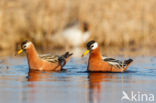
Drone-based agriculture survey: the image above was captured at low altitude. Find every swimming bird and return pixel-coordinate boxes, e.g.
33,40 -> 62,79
82,40 -> 133,72
17,40 -> 73,71
52,22 -> 90,48
62,22 -> 90,47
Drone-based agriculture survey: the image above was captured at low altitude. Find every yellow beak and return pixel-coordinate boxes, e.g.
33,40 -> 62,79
82,50 -> 90,57
17,49 -> 23,55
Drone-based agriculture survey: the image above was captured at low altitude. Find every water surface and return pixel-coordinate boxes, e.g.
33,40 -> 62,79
0,56 -> 156,103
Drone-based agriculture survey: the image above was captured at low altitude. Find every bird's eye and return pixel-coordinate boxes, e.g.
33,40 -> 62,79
90,45 -> 94,48
23,45 -> 26,48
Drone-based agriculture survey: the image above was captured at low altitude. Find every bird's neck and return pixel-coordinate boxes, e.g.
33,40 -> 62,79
89,47 -> 102,61
26,44 -> 40,66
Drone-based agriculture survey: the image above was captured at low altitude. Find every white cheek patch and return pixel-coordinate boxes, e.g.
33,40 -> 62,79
25,42 -> 32,48
92,42 -> 98,50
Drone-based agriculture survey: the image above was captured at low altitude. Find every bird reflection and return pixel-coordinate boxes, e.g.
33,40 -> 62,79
88,73 -> 118,103
26,70 -> 55,103
28,70 -> 54,82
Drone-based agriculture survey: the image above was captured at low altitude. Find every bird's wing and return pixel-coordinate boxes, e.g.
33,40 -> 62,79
39,54 -> 60,63
39,52 -> 73,66
102,56 -> 126,69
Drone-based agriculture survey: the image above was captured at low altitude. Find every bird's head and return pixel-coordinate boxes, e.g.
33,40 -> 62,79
82,40 -> 98,57
17,40 -> 32,55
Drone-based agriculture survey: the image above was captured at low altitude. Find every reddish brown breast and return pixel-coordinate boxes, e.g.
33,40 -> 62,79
25,44 -> 64,71
88,47 -> 112,72
26,44 -> 42,70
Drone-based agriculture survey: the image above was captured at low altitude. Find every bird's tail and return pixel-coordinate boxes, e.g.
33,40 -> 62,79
123,59 -> 133,72
62,52 -> 73,58
58,52 -> 73,67
124,59 -> 133,66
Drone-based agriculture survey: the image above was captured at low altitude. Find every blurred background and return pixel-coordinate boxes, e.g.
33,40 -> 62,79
0,0 -> 155,56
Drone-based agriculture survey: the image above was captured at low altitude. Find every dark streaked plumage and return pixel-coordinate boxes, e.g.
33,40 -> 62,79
102,56 -> 133,69
39,52 -> 73,65
39,54 -> 59,63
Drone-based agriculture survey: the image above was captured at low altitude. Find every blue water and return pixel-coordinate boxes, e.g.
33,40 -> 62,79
0,56 -> 156,103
